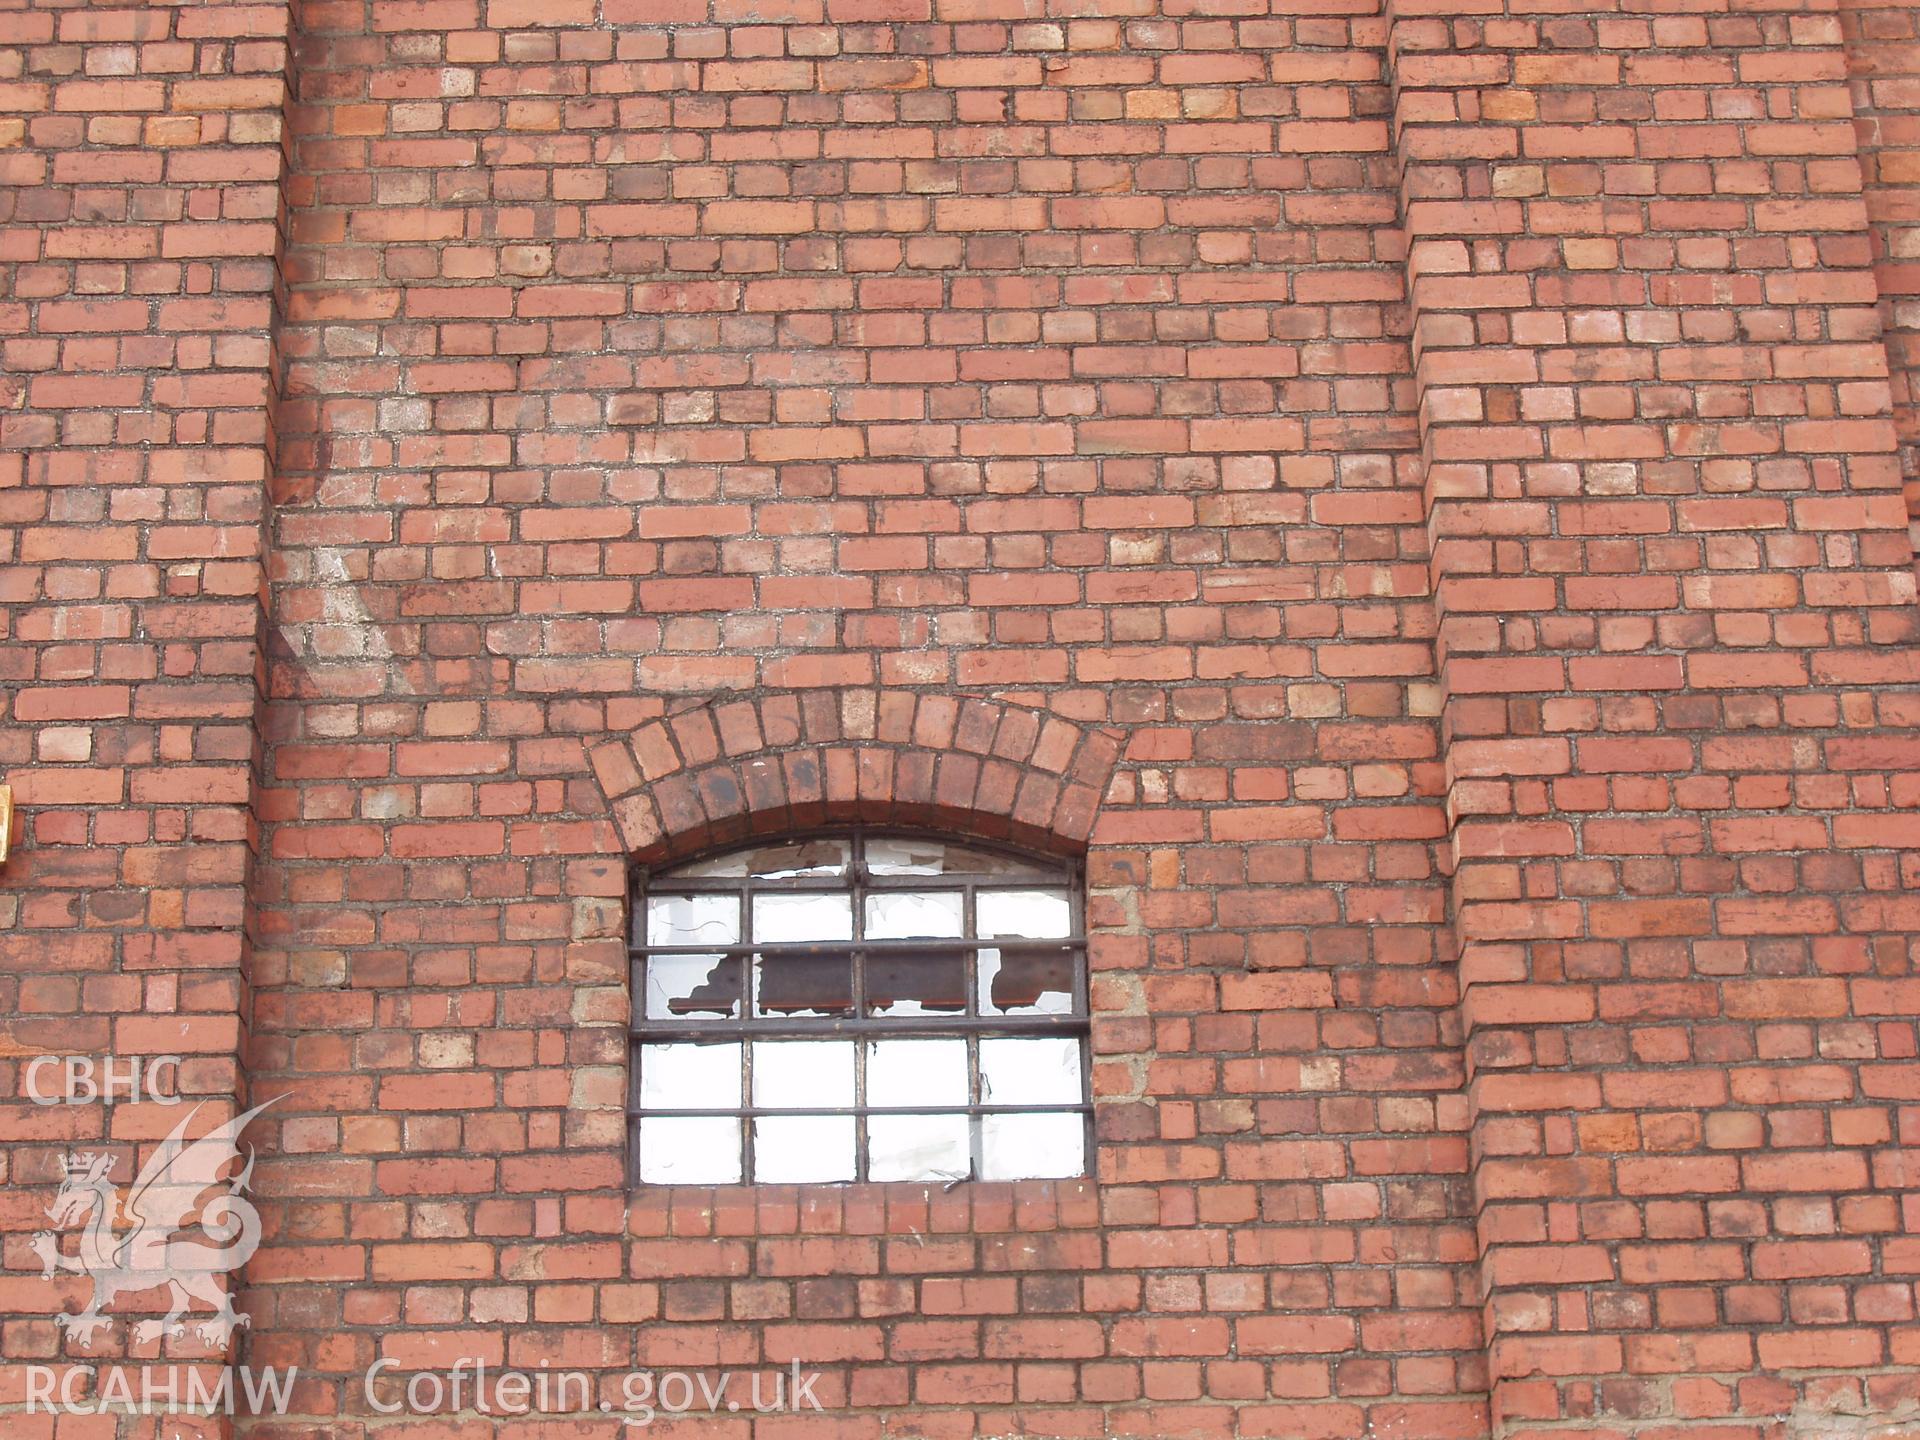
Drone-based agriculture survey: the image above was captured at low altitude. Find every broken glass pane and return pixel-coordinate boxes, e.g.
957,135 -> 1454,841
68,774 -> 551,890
648,892 -> 740,946
981,1112 -> 1083,1181
753,1115 -> 856,1183
980,1036 -> 1082,1106
636,834 -> 1086,1184
647,955 -> 742,1020
868,950 -> 967,1017
644,895 -> 742,1019
865,836 -> 1054,879
976,891 -> 1074,1016
753,955 -> 853,1017
752,1040 -> 854,1110
639,1042 -> 741,1110
752,892 -> 854,1016
638,1115 -> 742,1185
864,893 -> 967,1014
866,1039 -> 969,1108
868,1114 -> 971,1183
676,838 -> 850,880
978,948 -> 1074,1017
977,889 -> 1071,939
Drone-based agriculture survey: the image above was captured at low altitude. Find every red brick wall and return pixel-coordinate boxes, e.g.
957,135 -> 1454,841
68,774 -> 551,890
3,0 -> 1919,1438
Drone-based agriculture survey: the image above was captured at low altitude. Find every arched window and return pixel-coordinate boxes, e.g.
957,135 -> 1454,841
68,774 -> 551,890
629,830 -> 1090,1185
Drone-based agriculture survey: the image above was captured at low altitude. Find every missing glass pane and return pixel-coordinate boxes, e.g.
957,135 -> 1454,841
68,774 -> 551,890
863,891 -> 966,1016
867,950 -> 967,1016
865,836 -> 1054,879
676,838 -> 849,879
753,955 -> 853,1017
751,892 -> 854,1017
978,948 -> 1073,1016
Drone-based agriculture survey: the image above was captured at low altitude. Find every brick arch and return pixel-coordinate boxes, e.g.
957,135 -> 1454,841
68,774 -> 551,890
585,690 -> 1128,864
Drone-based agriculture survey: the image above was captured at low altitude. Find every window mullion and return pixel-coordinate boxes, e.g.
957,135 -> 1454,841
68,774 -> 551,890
965,879 -> 983,1183
852,833 -> 868,1183
741,873 -> 755,1185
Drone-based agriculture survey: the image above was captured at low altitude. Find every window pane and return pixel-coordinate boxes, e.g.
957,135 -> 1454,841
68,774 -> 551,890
868,1114 -> 970,1183
979,947 -> 1074,1017
639,1043 -> 740,1110
753,1116 -> 856,1183
677,839 -> 849,880
648,893 -> 740,946
753,892 -> 852,943
982,1112 -> 1083,1181
863,889 -> 963,940
646,954 -> 742,1020
752,1041 -> 854,1110
866,836 -> 1055,879
980,1036 -> 1082,1106
868,950 -> 967,1017
638,1116 -> 741,1185
866,1039 -> 968,1108
977,888 -> 1071,939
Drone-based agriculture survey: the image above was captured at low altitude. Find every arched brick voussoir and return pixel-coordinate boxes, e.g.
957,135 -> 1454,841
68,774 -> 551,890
584,689 -> 1128,865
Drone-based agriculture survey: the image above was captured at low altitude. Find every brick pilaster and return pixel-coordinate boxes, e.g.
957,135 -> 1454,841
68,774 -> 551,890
0,0 -> 296,1416
1840,0 -> 1920,555
1389,2 -> 1920,1432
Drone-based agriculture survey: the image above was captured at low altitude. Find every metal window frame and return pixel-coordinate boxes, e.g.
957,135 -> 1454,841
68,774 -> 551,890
628,827 -> 1093,1186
